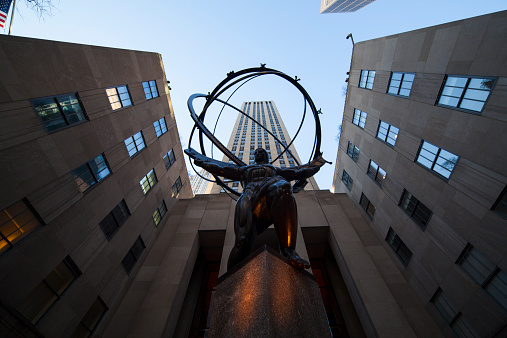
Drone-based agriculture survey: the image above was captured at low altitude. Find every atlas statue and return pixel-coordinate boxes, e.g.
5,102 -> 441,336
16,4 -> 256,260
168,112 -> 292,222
186,147 -> 327,270
185,66 -> 329,271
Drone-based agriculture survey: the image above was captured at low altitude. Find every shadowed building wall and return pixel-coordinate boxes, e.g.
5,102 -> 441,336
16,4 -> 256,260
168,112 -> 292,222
0,36 -> 191,337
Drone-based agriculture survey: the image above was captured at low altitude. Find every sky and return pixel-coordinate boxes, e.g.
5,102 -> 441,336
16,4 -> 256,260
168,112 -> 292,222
4,0 -> 506,190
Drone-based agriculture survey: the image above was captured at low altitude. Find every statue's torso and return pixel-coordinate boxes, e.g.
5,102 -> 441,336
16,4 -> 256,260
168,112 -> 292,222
242,164 -> 278,185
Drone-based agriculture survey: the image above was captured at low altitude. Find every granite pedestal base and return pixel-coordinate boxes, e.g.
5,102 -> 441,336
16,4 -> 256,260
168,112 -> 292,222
209,246 -> 331,337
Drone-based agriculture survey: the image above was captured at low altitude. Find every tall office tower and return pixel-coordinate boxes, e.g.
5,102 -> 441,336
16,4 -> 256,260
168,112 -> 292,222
320,0 -> 376,13
210,100 -> 319,194
0,36 -> 191,337
333,10 -> 507,337
189,169 -> 213,195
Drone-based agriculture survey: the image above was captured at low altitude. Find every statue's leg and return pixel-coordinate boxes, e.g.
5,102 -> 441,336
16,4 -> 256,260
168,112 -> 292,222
270,181 -> 310,270
227,192 -> 255,270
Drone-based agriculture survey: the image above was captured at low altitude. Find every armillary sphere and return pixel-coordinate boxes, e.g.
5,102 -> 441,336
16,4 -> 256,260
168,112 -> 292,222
187,65 -> 323,196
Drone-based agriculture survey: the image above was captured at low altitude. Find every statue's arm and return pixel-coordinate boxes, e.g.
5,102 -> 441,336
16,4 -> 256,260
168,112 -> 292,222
277,155 -> 329,181
185,148 -> 242,181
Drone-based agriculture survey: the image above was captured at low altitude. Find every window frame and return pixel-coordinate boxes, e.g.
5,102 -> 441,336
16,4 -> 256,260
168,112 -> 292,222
142,80 -> 159,100
163,149 -> 176,170
352,109 -> 367,129
152,201 -> 168,226
140,169 -> 158,195
415,140 -> 459,180
172,176 -> 183,196
99,200 -> 130,241
124,131 -> 146,158
359,70 -> 376,90
376,120 -> 399,147
431,288 -> 477,337
154,117 -> 168,137
105,85 -> 132,110
346,141 -> 360,162
387,72 -> 415,98
436,75 -> 497,115
121,237 -> 146,275
72,297 -> 108,336
491,185 -> 507,219
0,198 -> 44,254
20,256 -> 82,324
367,160 -> 386,187
385,228 -> 412,266
456,244 -> 507,311
342,170 -> 353,191
71,154 -> 112,193
31,93 -> 88,133
359,193 -> 375,219
398,189 -> 432,229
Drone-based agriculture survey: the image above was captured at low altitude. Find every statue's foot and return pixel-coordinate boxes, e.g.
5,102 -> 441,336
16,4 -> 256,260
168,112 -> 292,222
281,248 -> 310,270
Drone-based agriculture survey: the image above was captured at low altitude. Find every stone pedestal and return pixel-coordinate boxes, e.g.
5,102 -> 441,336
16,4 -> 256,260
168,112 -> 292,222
209,246 -> 331,337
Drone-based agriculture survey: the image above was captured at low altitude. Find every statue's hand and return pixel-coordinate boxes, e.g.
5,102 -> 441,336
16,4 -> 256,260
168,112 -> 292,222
313,155 -> 330,167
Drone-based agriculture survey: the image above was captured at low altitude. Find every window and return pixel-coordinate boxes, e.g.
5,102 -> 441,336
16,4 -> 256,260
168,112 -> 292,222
492,186 -> 507,218
172,176 -> 182,196
71,297 -> 108,337
0,199 -> 42,254
367,160 -> 386,186
154,117 -> 167,137
121,237 -> 145,275
346,141 -> 360,162
359,193 -> 375,219
457,244 -> 507,310
399,189 -> 432,229
163,149 -> 176,170
416,140 -> 459,179
124,131 -> 146,157
352,109 -> 367,128
19,256 -> 81,324
431,288 -> 477,338
388,72 -> 415,97
385,228 -> 412,266
31,93 -> 87,132
152,201 -> 167,226
359,70 -> 375,89
437,75 -> 496,113
376,121 -> 399,147
72,154 -> 111,193
140,169 -> 157,195
99,200 -> 130,240
142,80 -> 159,100
106,85 -> 131,110
342,170 -> 353,191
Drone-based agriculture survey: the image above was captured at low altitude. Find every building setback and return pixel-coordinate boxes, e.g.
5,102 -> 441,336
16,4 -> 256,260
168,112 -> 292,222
210,100 -> 319,194
0,36 -> 191,337
333,10 -> 507,337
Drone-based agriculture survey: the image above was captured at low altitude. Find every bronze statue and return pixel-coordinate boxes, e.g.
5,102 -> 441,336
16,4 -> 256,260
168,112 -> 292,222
185,147 -> 327,270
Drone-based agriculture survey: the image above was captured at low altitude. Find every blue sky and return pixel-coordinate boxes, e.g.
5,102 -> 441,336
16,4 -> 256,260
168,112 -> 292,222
4,0 -> 506,189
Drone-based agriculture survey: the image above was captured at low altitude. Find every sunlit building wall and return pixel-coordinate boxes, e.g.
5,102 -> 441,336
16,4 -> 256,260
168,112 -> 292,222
333,10 -> 507,337
189,169 -> 213,195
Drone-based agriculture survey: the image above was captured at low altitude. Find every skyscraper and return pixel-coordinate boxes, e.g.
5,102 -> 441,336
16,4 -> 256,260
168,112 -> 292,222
210,100 -> 319,194
320,0 -> 376,13
189,169 -> 213,195
332,10 -> 507,337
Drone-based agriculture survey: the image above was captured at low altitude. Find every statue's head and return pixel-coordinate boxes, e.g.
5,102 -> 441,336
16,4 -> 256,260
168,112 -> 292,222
254,148 -> 269,164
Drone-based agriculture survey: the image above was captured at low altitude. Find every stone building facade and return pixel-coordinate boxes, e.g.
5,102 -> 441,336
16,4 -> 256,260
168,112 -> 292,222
333,10 -> 507,337
0,36 -> 191,337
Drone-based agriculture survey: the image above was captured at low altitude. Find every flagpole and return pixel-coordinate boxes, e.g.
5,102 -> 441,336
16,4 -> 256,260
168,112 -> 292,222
8,0 -> 16,35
